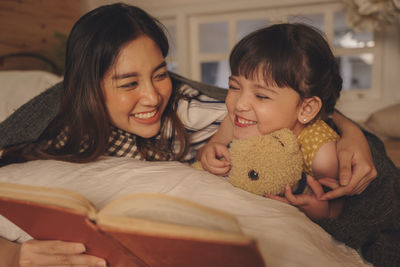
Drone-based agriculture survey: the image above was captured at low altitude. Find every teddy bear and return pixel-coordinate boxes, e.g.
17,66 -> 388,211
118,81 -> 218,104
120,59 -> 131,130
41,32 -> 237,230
192,128 -> 304,196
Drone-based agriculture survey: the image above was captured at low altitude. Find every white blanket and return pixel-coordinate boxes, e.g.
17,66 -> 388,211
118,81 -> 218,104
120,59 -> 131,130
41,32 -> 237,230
0,157 -> 371,267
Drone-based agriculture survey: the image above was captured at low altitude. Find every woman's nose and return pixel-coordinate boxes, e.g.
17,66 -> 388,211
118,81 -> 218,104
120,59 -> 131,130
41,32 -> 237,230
141,82 -> 159,106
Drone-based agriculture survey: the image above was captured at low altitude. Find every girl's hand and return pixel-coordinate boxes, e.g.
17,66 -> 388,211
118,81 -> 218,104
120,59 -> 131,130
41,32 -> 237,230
267,176 -> 337,220
18,239 -> 106,267
199,142 -> 231,176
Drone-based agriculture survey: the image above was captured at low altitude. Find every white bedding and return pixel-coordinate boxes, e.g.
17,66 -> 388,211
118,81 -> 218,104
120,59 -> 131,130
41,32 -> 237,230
0,157 -> 371,267
0,70 -> 62,123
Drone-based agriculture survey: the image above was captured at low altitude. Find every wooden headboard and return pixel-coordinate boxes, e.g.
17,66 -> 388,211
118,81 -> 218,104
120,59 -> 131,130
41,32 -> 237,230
0,52 -> 61,75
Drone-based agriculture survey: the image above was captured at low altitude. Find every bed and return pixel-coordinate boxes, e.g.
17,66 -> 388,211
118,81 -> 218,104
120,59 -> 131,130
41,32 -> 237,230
0,53 -> 378,266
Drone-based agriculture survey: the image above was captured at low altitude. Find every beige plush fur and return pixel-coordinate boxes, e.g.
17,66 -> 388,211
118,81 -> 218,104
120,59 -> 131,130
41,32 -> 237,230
193,128 -> 304,196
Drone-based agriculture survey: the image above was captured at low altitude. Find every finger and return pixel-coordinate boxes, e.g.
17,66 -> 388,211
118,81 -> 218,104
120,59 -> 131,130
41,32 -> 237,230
21,240 -> 107,266
33,254 -> 107,266
337,150 -> 353,186
207,166 -> 231,176
265,194 -> 289,204
306,176 -> 326,199
318,177 -> 340,189
216,146 -> 231,163
320,187 -> 349,200
25,240 -> 85,254
284,185 -> 306,206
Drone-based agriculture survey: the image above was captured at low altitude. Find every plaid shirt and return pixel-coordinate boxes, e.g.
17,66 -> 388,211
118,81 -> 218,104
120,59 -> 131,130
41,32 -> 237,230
50,84 -> 227,163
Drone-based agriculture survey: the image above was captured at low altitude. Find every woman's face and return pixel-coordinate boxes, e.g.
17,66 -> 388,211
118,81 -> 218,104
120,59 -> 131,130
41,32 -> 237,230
102,35 -> 172,138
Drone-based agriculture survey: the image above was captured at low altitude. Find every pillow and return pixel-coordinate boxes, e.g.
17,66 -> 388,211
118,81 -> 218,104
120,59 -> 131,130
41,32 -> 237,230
364,104 -> 400,139
0,70 -> 62,122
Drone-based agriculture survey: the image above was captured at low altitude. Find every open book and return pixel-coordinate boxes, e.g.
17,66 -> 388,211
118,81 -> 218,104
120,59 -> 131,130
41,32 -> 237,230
0,182 -> 265,267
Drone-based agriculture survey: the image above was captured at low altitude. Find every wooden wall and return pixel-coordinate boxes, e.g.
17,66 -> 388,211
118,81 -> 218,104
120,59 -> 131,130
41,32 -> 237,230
0,0 -> 83,73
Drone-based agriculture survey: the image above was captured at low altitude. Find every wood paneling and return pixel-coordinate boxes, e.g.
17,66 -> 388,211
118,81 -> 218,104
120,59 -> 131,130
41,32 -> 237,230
0,0 -> 82,72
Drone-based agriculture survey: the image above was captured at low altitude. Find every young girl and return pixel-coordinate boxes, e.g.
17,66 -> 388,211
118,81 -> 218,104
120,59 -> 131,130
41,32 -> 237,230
200,23 -> 399,266
201,23 -> 344,219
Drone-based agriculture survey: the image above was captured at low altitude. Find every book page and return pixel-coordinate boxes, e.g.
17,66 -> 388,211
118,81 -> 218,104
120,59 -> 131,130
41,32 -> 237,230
98,194 -> 244,240
0,182 -> 96,216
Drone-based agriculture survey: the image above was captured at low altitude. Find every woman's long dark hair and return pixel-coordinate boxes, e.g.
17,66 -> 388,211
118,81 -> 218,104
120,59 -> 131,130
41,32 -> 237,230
1,3 -> 187,165
230,23 -> 342,120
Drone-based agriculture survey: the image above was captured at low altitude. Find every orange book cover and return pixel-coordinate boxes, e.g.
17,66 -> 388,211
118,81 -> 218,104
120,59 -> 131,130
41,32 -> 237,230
0,182 -> 266,267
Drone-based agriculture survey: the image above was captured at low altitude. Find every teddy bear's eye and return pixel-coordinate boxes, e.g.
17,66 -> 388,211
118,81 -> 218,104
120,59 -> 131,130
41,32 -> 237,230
248,170 -> 259,180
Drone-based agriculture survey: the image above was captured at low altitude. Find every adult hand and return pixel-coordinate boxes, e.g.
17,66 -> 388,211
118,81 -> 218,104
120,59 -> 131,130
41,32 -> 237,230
320,132 -> 377,200
18,239 -> 106,267
200,142 -> 231,176
267,176 -> 333,220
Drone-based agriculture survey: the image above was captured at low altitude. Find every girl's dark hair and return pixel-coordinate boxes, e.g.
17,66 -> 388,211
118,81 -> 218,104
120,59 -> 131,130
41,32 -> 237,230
230,23 -> 342,120
1,3 -> 187,164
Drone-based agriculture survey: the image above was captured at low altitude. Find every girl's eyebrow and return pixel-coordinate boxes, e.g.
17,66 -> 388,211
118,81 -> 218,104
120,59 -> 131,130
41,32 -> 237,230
228,76 -> 238,83
112,61 -> 167,80
253,83 -> 278,94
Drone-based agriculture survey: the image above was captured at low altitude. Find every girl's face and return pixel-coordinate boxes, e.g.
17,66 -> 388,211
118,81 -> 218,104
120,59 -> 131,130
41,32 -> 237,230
102,35 -> 172,138
226,70 -> 303,140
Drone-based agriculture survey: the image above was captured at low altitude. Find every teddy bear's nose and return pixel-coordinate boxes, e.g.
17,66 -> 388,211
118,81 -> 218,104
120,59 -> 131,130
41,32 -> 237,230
248,170 -> 259,180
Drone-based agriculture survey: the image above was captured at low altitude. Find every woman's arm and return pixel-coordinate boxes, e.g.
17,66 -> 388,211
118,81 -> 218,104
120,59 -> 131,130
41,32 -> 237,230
320,111 -> 377,200
0,237 -> 20,267
0,237 -> 107,267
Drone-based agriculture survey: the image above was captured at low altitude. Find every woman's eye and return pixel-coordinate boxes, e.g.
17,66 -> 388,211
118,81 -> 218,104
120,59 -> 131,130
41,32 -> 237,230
119,81 -> 138,89
154,71 -> 168,81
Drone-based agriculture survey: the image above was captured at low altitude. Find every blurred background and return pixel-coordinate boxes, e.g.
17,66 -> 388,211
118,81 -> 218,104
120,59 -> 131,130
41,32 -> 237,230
0,0 -> 399,122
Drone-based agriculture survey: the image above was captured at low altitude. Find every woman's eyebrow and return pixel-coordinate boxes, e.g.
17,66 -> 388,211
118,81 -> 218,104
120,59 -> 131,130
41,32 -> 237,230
112,61 -> 167,80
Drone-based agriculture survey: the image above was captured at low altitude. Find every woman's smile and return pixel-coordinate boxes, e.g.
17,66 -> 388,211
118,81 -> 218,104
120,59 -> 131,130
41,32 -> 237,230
131,109 -> 160,124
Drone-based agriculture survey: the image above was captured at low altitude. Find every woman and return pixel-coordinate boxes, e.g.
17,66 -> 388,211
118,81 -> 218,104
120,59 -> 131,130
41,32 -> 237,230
0,3 -> 376,266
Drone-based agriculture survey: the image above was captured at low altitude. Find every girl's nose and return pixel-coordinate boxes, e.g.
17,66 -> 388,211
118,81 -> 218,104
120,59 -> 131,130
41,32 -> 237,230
235,93 -> 250,111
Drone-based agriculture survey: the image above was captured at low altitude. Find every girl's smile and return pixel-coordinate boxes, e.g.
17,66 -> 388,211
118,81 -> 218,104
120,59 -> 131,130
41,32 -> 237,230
235,115 -> 257,127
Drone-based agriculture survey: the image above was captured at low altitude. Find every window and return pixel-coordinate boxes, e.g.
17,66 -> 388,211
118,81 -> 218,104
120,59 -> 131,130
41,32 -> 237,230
189,2 -> 383,101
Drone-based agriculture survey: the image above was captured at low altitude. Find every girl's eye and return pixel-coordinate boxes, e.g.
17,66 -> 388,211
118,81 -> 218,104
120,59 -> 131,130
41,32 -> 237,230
228,85 -> 239,90
256,94 -> 270,99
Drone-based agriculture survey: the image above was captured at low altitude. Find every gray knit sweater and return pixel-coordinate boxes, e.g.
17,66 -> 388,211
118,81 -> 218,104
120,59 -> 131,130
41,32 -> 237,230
1,72 -> 399,266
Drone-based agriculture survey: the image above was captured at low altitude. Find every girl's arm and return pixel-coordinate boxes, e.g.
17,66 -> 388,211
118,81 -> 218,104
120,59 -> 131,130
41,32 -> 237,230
320,111 -> 377,200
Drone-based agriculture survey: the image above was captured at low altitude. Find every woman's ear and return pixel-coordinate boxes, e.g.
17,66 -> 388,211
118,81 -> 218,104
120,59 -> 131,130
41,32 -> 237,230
298,96 -> 322,124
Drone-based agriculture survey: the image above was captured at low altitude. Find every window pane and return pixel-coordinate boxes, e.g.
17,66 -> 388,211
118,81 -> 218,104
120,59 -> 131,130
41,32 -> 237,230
288,13 -> 324,32
334,11 -> 374,48
236,19 -> 269,41
167,61 -> 178,73
199,22 -> 229,53
165,24 -> 177,58
201,60 -> 229,88
337,54 -> 373,90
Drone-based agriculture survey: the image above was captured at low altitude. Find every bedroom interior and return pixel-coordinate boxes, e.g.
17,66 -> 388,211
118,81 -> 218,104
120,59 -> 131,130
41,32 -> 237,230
0,1 -> 399,266
1,0 -> 399,166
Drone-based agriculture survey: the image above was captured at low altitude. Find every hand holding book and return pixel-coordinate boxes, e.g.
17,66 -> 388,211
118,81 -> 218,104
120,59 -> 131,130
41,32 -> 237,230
0,182 -> 265,267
